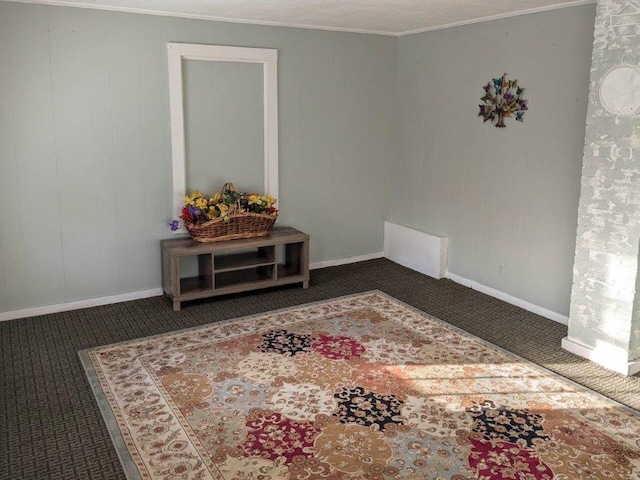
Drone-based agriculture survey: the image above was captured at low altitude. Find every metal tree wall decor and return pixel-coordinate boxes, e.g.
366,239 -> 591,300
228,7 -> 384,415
478,74 -> 528,128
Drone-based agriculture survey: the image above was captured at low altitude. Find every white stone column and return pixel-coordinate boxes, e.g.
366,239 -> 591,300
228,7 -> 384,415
563,0 -> 640,376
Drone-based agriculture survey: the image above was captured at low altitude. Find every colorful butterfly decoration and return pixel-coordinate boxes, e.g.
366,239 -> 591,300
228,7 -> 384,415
478,74 -> 528,128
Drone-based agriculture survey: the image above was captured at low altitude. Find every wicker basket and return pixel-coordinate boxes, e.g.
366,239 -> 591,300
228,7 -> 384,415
184,182 -> 277,243
185,212 -> 276,243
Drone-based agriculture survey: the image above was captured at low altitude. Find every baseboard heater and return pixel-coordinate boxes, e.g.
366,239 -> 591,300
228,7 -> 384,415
383,221 -> 448,279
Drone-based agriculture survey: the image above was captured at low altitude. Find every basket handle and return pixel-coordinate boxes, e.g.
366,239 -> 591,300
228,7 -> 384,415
221,182 -> 236,193
220,182 -> 241,215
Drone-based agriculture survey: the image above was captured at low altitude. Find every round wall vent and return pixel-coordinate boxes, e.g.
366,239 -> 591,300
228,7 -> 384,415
599,65 -> 640,116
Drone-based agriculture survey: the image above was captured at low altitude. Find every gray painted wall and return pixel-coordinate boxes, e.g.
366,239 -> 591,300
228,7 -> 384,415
394,5 -> 596,316
0,2 -> 597,318
183,60 -> 264,194
0,2 -> 396,313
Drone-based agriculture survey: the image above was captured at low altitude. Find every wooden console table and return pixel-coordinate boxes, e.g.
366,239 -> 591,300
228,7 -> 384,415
161,227 -> 309,311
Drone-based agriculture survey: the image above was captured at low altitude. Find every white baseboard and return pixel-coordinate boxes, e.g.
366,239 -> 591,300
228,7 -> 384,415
0,253 -> 385,322
562,336 -> 640,377
310,251 -> 384,270
446,272 -> 569,326
1,256 -> 567,330
0,288 -> 164,322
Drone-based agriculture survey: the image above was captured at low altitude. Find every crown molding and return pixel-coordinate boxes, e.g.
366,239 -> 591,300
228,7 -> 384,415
4,0 -> 596,37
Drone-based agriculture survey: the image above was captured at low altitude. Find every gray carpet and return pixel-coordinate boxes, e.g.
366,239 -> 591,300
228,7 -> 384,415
2,258 -> 639,479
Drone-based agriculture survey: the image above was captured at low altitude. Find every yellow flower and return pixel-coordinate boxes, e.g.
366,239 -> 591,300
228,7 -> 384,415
217,203 -> 229,213
212,192 -> 221,202
248,194 -> 262,205
184,191 -> 205,205
195,198 -> 208,210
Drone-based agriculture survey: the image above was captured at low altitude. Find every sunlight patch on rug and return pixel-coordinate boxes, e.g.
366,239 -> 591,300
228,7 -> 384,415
80,291 -> 640,479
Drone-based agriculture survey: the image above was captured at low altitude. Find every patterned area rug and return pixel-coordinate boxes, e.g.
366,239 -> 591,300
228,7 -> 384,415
80,291 -> 640,479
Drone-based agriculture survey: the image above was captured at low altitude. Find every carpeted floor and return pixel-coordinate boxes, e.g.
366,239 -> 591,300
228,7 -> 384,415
2,258 -> 639,480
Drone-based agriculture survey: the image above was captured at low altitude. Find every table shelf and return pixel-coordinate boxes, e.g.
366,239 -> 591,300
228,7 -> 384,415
214,249 -> 276,272
161,227 -> 309,311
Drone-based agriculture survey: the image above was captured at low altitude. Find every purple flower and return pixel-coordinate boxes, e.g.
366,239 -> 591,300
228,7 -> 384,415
169,220 -> 180,231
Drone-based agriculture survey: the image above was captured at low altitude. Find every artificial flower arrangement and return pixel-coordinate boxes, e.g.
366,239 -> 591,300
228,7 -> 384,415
181,189 -> 278,225
174,183 -> 279,242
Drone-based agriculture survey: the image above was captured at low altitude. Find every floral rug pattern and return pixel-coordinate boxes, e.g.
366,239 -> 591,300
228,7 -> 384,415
82,292 -> 640,479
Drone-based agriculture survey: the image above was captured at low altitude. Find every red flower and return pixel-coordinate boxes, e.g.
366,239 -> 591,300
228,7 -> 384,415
181,206 -> 194,223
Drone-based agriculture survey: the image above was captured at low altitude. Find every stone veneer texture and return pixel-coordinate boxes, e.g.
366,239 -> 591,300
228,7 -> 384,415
569,0 -> 640,363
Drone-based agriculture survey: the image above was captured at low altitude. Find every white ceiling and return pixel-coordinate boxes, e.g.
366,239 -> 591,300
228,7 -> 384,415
8,0 -> 594,35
